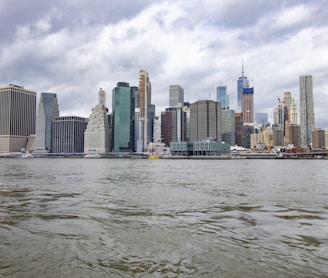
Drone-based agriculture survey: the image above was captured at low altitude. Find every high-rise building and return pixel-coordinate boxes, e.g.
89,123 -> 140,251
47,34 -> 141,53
234,112 -> 243,146
289,99 -> 298,125
312,129 -> 325,149
221,109 -> 235,145
237,61 -> 249,111
288,124 -> 301,147
84,88 -> 110,153
217,86 -> 229,109
169,85 -> 184,107
112,82 -> 136,152
242,87 -> 254,124
35,93 -> 59,152
137,70 -> 152,152
190,100 -> 222,142
0,84 -> 36,153
161,107 -> 186,146
52,116 -> 88,153
299,75 -> 315,147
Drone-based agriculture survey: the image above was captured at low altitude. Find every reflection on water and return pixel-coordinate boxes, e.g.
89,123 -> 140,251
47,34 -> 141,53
0,158 -> 327,277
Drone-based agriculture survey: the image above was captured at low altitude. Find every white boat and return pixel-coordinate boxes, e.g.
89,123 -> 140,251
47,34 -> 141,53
21,153 -> 34,158
84,153 -> 101,159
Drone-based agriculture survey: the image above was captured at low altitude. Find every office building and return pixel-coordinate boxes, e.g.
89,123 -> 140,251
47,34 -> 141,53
312,129 -> 325,149
190,100 -> 222,142
161,107 -> 186,146
299,75 -> 315,147
237,61 -> 249,111
234,112 -> 243,146
221,109 -> 235,145
273,128 -> 284,147
52,116 -> 88,153
242,87 -> 254,124
217,85 -> 229,109
137,70 -> 152,152
84,88 -> 110,153
169,85 -> 184,107
35,93 -> 59,152
112,82 -> 136,152
0,84 -> 36,153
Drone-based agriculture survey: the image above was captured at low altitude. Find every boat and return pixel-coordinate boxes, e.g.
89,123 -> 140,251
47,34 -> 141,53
149,154 -> 160,159
84,153 -> 101,159
21,153 -> 34,158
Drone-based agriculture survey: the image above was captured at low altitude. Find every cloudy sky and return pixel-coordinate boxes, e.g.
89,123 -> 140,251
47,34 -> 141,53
0,0 -> 327,128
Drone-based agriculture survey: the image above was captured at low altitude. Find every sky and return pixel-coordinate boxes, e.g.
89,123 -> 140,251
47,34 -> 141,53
0,0 -> 327,128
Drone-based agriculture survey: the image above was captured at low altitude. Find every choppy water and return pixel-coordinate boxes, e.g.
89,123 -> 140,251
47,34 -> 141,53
0,158 -> 327,277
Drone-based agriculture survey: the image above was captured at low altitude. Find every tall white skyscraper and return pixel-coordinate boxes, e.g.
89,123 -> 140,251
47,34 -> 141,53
299,75 -> 315,147
84,88 -> 110,153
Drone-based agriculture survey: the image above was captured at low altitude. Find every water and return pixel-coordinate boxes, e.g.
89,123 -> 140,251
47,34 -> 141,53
0,158 -> 327,277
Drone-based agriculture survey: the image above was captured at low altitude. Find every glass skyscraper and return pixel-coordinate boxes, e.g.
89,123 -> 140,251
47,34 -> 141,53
217,86 -> 229,109
299,75 -> 315,147
237,62 -> 249,112
112,82 -> 136,152
35,93 -> 59,152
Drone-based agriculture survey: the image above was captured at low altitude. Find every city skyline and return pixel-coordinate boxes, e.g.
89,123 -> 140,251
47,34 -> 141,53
0,1 -> 327,129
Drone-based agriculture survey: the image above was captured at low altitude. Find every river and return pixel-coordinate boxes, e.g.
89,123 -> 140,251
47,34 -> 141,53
0,158 -> 327,277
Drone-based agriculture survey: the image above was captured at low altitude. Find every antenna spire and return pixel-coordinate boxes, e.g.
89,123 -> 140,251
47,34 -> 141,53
242,58 -> 244,78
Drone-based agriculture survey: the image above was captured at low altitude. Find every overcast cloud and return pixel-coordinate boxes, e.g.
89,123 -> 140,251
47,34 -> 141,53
0,0 -> 327,128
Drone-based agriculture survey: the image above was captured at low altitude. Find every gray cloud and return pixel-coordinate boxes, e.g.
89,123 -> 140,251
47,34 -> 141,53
0,0 -> 327,129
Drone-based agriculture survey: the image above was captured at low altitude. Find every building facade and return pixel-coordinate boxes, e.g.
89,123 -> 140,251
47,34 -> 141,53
35,93 -> 59,152
312,129 -> 325,149
299,75 -> 315,147
237,62 -> 249,111
84,88 -> 110,153
190,100 -> 222,142
217,85 -> 229,109
169,85 -> 184,107
137,70 -> 152,152
52,116 -> 88,153
112,82 -> 136,152
221,109 -> 235,146
0,84 -> 36,153
242,87 -> 254,124
161,107 -> 186,147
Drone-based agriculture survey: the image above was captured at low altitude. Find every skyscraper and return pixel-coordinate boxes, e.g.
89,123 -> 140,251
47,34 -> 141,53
161,107 -> 186,146
169,85 -> 184,107
190,100 -> 222,142
137,70 -> 152,152
242,87 -> 254,124
217,85 -> 229,109
237,61 -> 249,112
0,84 -> 36,153
299,75 -> 315,147
35,93 -> 59,152
221,109 -> 235,145
112,82 -> 136,152
84,88 -> 110,153
52,116 -> 88,153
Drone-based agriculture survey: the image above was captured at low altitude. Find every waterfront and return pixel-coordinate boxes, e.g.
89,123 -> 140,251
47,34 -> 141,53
0,158 -> 327,277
